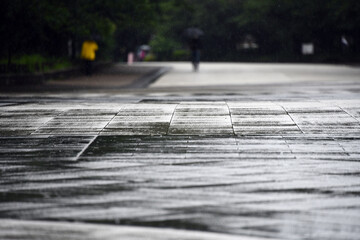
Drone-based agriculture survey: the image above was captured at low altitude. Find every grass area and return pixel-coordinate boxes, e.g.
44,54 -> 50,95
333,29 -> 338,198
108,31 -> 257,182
0,54 -> 73,74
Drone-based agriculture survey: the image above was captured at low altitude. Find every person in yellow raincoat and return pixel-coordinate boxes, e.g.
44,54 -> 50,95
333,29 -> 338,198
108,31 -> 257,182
81,40 -> 98,75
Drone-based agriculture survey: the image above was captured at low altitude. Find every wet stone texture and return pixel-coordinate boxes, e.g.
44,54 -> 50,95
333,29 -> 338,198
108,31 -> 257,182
228,102 -> 301,135
0,109 -> 59,136
102,104 -> 176,135
1,98 -> 360,240
169,102 -> 233,135
33,109 -> 119,135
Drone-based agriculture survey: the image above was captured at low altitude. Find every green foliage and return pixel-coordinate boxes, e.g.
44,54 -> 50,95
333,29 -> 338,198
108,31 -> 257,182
16,55 -> 47,65
150,35 -> 182,61
151,0 -> 360,62
0,54 -> 72,73
1,0 -> 359,66
144,53 -> 156,62
0,0 -> 160,67
172,49 -> 190,61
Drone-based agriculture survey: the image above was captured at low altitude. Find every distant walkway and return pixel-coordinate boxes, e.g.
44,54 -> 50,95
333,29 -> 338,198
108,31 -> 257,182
145,62 -> 360,88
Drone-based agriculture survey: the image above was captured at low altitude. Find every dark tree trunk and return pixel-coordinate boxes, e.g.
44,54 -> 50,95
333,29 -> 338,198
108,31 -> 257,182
7,47 -> 12,72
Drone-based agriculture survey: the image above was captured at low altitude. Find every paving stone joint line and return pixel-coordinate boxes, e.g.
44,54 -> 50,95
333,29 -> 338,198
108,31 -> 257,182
279,105 -> 305,134
225,101 -> 236,136
166,103 -> 180,135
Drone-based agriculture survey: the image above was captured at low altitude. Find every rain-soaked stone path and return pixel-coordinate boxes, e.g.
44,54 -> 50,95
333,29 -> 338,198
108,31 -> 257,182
1,63 -> 360,240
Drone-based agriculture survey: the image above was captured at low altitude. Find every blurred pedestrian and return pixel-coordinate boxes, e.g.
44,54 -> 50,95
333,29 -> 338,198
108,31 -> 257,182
80,40 -> 98,76
139,49 -> 146,61
185,27 -> 203,72
189,36 -> 202,71
137,45 -> 151,61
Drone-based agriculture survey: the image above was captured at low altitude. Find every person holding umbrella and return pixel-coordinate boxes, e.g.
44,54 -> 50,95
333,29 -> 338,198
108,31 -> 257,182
185,27 -> 203,72
137,45 -> 151,61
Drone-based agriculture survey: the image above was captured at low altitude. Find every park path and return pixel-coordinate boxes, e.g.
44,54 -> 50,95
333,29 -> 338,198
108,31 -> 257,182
1,63 -> 360,240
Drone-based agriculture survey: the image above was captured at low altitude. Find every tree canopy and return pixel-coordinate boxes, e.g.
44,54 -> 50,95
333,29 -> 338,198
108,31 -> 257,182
1,0 -> 359,64
150,0 -> 360,62
0,0 -> 159,64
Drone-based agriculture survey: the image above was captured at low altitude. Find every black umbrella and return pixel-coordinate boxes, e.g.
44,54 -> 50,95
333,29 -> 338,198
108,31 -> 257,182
184,27 -> 204,39
139,45 -> 151,51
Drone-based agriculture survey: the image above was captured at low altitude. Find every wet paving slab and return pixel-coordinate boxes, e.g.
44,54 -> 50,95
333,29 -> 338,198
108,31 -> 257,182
103,104 -> 176,136
169,102 -> 233,135
0,109 -> 60,136
1,95 -> 360,239
1,133 -> 360,239
4,100 -> 359,137
33,109 -> 118,135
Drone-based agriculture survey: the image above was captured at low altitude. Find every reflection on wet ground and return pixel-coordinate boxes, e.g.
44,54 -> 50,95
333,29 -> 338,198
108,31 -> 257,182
0,219 -> 259,240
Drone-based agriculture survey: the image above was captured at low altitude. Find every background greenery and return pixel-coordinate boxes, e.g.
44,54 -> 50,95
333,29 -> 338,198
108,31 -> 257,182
0,0 -> 159,72
1,0 -> 359,73
151,0 -> 360,62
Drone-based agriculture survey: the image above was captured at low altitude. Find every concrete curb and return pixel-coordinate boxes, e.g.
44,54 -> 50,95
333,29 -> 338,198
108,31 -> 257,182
125,66 -> 172,89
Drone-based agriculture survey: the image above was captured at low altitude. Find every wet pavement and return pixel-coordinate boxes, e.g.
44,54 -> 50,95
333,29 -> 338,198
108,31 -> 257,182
1,63 -> 360,239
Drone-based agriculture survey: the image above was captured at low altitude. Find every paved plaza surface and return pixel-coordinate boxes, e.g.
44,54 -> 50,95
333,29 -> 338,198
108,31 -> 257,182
1,62 -> 360,239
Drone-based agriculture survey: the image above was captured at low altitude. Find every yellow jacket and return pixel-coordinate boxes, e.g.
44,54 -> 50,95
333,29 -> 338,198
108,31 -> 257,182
81,40 -> 98,61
